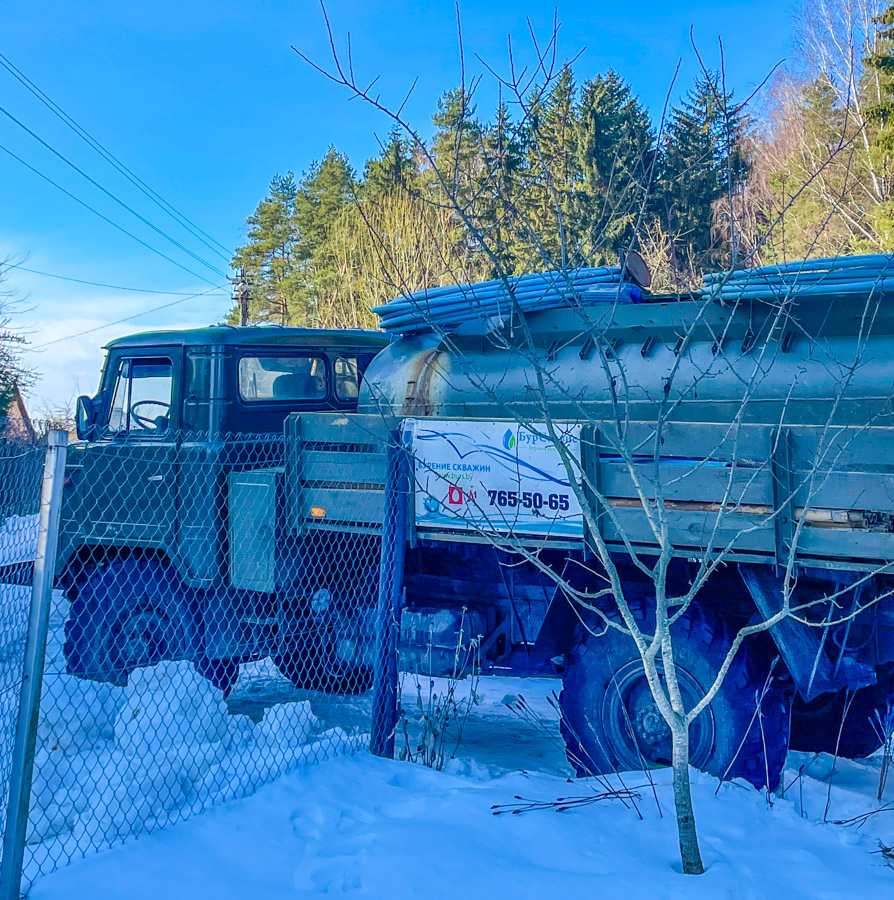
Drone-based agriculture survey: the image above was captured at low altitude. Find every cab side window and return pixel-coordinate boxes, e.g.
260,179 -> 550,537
238,356 -> 327,402
105,357 -> 174,436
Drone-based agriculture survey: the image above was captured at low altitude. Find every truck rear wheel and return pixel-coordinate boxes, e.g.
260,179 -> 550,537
274,576 -> 376,695
64,558 -> 238,694
274,645 -> 371,694
559,603 -> 790,790
789,671 -> 893,759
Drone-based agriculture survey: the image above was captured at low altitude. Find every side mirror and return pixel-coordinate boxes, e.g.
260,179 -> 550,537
75,395 -> 95,441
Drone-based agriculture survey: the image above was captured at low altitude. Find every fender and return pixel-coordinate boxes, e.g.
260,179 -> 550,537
738,563 -> 876,700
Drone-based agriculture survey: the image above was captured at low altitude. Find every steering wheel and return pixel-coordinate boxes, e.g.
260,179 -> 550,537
129,400 -> 171,430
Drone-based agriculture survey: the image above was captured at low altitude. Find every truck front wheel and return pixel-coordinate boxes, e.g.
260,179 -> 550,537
559,604 -> 790,790
274,579 -> 376,695
64,558 -> 238,694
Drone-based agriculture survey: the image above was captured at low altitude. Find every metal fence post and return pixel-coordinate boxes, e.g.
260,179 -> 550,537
370,431 -> 409,758
0,430 -> 68,899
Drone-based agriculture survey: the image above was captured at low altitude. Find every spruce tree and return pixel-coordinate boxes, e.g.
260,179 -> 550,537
428,88 -> 489,280
430,88 -> 484,210
540,67 -> 579,193
480,101 -> 524,274
361,129 -> 420,200
658,73 -> 749,273
521,66 -> 580,268
865,4 -> 894,154
575,71 -> 655,264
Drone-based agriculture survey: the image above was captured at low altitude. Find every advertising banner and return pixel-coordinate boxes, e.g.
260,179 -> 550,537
409,419 -> 583,538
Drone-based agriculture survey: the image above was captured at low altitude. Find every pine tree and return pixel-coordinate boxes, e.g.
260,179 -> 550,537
294,147 -> 356,324
294,148 -> 356,263
575,71 -> 655,264
658,73 -> 749,273
230,173 -> 301,325
230,151 -> 356,326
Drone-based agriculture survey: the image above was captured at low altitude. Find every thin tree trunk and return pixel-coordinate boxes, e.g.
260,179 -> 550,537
671,724 -> 705,875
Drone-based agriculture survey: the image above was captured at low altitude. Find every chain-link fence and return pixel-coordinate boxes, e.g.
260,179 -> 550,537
0,424 -> 48,894
3,422 -> 400,894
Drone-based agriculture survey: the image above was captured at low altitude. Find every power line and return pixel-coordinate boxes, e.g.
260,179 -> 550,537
0,103 -> 228,278
6,262 -> 225,294
0,50 -> 232,262
27,283 -> 228,351
0,139 -> 220,287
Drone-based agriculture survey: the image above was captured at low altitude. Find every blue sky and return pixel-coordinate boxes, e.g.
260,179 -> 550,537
1,0 -> 796,408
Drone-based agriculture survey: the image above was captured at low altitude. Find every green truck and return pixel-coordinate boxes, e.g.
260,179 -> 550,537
59,259 -> 894,790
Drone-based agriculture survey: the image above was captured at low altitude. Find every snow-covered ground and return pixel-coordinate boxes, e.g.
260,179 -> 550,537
0,514 -> 38,567
23,688 -> 894,900
0,515 -> 39,768
19,591 -> 362,888
0,575 -> 363,888
1,563 -> 892,897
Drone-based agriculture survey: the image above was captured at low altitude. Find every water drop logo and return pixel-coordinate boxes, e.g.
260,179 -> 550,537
502,429 -> 516,450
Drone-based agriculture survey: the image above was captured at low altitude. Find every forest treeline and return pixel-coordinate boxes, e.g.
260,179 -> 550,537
230,0 -> 894,328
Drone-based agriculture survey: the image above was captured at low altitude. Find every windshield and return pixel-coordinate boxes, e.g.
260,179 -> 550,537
106,357 -> 173,436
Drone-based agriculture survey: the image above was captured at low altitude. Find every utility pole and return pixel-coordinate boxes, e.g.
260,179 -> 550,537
231,267 -> 250,326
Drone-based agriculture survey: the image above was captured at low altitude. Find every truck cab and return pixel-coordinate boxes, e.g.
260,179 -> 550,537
58,326 -> 388,691
74,325 -> 387,440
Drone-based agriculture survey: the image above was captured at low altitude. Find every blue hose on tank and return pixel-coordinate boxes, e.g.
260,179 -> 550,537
372,268 -> 643,335
701,254 -> 894,302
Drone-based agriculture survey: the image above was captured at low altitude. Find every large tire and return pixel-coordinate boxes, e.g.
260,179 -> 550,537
274,576 -> 375,695
559,603 -> 790,790
790,671 -> 893,758
273,613 -> 372,694
274,639 -> 372,695
64,557 -> 238,694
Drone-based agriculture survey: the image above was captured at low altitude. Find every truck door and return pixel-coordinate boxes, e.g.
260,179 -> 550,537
78,351 -> 180,556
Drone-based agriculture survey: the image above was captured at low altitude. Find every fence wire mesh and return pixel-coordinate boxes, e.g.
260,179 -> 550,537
12,426 -> 393,889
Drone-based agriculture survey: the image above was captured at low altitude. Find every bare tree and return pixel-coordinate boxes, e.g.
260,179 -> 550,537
310,188 -> 482,328
736,0 -> 891,261
33,393 -> 76,436
0,260 -> 34,407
